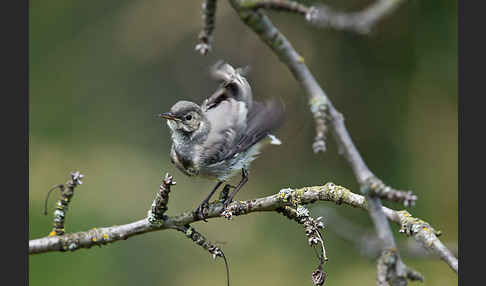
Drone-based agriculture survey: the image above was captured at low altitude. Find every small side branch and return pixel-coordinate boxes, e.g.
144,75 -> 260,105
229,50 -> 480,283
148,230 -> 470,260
147,173 -> 175,224
174,224 -> 230,286
277,205 -> 327,261
377,249 -> 424,285
239,0 -> 406,35
277,204 -> 328,285
307,0 -> 406,34
396,210 -> 458,273
44,171 -> 84,236
196,0 -> 218,55
365,177 -> 417,207
366,195 -> 408,285
240,0 -> 311,17
316,207 -> 456,259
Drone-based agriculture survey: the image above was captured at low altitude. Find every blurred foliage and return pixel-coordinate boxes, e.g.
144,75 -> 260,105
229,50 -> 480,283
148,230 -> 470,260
29,0 -> 457,285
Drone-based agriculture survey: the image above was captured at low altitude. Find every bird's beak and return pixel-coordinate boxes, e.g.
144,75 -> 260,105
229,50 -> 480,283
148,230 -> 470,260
158,112 -> 178,121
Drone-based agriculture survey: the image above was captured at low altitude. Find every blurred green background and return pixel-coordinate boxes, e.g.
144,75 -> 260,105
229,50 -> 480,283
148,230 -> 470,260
29,0 -> 457,285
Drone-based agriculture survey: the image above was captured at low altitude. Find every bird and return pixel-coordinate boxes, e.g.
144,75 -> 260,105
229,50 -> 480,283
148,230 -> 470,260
159,62 -> 285,219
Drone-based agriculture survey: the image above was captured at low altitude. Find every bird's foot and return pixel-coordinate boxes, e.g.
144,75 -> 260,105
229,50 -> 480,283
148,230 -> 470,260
220,198 -> 234,220
194,200 -> 210,222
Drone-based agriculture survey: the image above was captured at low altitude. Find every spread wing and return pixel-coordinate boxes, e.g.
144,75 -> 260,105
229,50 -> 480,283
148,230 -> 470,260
200,97 -> 248,165
200,61 -> 285,166
200,97 -> 285,166
226,98 -> 285,159
203,61 -> 253,111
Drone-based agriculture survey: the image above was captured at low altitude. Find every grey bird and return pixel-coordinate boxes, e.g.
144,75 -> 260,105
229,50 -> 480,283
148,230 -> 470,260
159,62 -> 285,219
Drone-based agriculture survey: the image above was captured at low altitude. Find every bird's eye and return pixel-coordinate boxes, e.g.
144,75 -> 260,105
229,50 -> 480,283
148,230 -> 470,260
185,115 -> 192,121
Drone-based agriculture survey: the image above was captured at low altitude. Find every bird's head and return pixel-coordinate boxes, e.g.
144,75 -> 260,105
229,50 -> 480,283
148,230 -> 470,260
159,101 -> 205,134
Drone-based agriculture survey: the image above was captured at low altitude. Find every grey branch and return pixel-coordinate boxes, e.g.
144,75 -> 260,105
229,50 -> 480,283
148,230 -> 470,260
147,173 -> 175,223
196,0 -> 218,55
364,177 -> 417,207
316,207 -> 457,260
173,224 -> 230,286
44,171 -> 84,236
308,0 -> 407,34
240,0 -> 311,16
29,182 -> 456,274
377,249 -> 424,285
227,2 -> 422,284
239,0 -> 406,35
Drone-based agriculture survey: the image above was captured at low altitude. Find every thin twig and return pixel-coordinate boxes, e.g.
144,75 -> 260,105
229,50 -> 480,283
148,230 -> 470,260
240,0 -> 310,16
44,171 -> 84,236
173,224 -> 230,286
308,0 -> 407,34
195,0 -> 218,55
147,173 -> 175,224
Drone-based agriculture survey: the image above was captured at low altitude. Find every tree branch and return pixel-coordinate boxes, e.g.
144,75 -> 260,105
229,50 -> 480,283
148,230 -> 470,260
227,2 -> 423,284
43,171 -> 84,236
316,207 -> 457,259
308,0 -> 407,34
239,0 -> 407,35
196,0 -> 218,55
30,182 -> 456,274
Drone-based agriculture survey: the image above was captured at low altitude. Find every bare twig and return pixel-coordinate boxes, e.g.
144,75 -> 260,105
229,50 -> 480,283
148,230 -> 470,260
315,207 -> 457,259
367,195 -> 408,285
196,0 -> 218,55
44,171 -> 84,236
277,204 -> 328,284
240,0 -> 310,16
173,224 -> 230,286
277,205 -> 327,261
364,177 -> 417,207
397,210 -> 458,272
377,249 -> 424,285
30,182 -> 456,274
147,173 -> 176,224
308,0 -> 407,34
239,0 -> 406,35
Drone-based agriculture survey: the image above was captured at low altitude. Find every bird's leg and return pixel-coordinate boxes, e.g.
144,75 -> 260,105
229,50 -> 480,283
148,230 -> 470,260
222,168 -> 249,210
194,181 -> 223,221
219,184 -> 235,203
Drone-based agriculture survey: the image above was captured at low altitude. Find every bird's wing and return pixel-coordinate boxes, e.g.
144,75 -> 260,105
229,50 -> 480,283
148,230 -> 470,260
201,97 -> 285,165
200,97 -> 248,165
202,62 -> 253,111
223,98 -> 285,160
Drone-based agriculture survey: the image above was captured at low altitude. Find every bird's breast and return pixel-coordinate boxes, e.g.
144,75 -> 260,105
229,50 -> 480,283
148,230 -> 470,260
170,145 -> 199,177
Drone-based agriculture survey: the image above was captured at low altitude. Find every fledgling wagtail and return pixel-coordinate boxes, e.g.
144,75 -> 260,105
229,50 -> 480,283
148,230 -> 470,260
159,62 -> 285,219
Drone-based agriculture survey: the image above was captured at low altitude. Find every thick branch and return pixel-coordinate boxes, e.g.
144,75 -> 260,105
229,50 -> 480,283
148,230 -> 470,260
227,2 -> 420,283
29,182 -> 456,274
